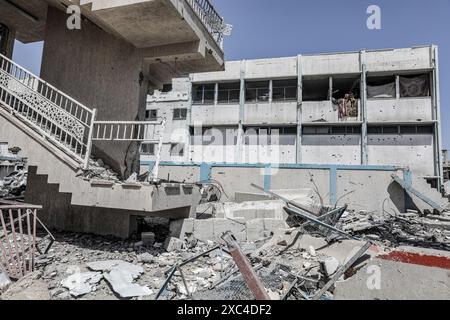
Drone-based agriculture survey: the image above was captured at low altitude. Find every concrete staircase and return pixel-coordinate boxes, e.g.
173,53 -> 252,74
0,53 -> 199,238
410,175 -> 450,213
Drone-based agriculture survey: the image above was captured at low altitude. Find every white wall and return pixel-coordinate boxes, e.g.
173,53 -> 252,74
367,134 -> 435,176
244,102 -> 297,125
302,135 -> 362,165
367,98 -> 433,122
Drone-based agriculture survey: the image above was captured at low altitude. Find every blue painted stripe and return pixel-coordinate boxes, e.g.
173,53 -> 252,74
200,163 -> 212,181
140,161 -> 401,172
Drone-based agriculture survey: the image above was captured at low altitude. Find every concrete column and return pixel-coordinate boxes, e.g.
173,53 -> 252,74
360,50 -> 368,165
432,45 -> 443,185
186,75 -> 194,162
40,7 -> 147,179
214,82 -> 219,106
395,75 -> 400,99
235,60 -> 246,163
296,55 -> 303,164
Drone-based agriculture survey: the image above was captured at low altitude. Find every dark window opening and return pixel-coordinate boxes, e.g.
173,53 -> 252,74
332,76 -> 360,99
218,82 -> 240,104
302,125 -> 361,135
368,125 -> 433,135
0,24 -> 9,55
162,84 -> 173,93
145,109 -> 158,121
245,81 -> 270,102
367,75 -> 396,99
244,126 -> 297,145
141,143 -> 156,155
302,78 -> 329,101
399,73 -> 431,98
273,79 -> 298,101
170,143 -> 185,157
192,83 -> 215,104
173,108 -> 187,120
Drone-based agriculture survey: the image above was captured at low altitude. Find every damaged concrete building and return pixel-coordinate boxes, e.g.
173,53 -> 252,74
143,46 -> 443,185
0,0 -> 228,237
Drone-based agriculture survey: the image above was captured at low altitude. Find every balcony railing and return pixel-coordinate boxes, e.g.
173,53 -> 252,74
185,0 -> 225,48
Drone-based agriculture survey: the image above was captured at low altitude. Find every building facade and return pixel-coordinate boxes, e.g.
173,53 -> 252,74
142,46 -> 444,186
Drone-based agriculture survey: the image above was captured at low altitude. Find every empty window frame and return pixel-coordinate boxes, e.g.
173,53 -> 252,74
366,75 -> 396,99
368,125 -> 434,135
140,143 -> 156,155
173,108 -> 187,120
272,79 -> 298,101
192,83 -> 215,104
302,77 -> 330,101
399,73 -> 431,98
245,81 -> 270,103
332,76 -> 360,99
170,143 -> 185,157
218,82 -> 240,104
302,125 -> 361,135
190,127 -> 238,146
244,126 -> 297,145
161,84 -> 173,93
145,109 -> 158,121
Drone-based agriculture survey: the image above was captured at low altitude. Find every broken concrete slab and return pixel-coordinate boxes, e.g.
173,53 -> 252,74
164,237 -> 184,252
86,260 -> 144,279
334,258 -> 450,300
320,257 -> 341,276
104,268 -> 152,298
61,272 -> 102,297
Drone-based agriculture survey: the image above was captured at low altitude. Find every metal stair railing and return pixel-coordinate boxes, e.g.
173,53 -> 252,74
0,53 -> 96,167
0,53 -> 167,177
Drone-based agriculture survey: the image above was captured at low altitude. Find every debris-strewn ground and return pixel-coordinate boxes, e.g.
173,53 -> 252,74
1,206 -> 449,300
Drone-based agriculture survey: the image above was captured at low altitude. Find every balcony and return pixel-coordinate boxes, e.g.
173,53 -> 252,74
302,100 -> 361,123
0,0 -> 226,83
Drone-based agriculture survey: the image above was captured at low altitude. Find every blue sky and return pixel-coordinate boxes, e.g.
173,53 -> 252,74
12,0 -> 449,148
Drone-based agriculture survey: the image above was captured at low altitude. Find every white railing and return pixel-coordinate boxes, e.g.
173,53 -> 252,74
0,53 -> 167,176
92,119 -> 165,142
0,53 -> 96,167
185,0 -> 225,47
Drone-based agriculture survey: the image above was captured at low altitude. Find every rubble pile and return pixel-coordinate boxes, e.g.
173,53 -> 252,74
339,210 -> 450,250
0,169 -> 27,198
76,159 -> 120,182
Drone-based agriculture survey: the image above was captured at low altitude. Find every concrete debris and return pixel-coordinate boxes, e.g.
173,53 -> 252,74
164,237 -> 184,252
339,210 -> 450,250
141,232 -> 156,246
87,260 -> 144,279
79,158 -> 120,182
319,257 -> 340,276
0,267 -> 11,292
137,253 -> 154,264
0,169 -> 27,197
61,272 -> 102,297
1,272 -> 50,300
104,268 -> 152,298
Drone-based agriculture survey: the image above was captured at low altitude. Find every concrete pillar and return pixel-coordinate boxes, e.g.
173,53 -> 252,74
0,24 -> 15,58
432,45 -> 443,186
296,55 -> 303,164
235,60 -> 246,163
360,50 -> 368,165
40,7 -> 147,179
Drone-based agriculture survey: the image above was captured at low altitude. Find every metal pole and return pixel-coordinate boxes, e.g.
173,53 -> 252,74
221,232 -> 270,300
83,108 -> 97,170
